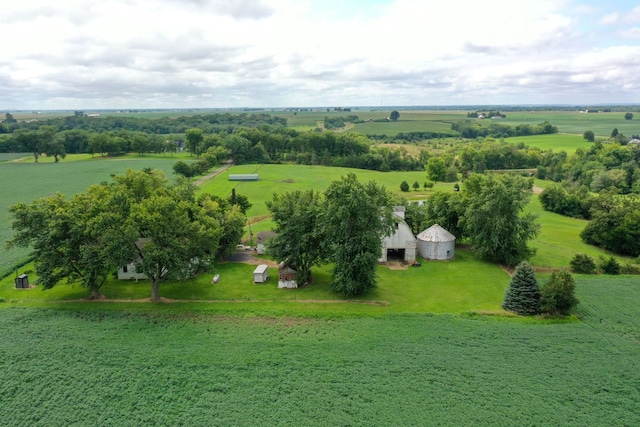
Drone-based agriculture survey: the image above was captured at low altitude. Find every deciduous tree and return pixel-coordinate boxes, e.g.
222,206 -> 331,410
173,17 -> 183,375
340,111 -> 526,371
266,190 -> 329,285
540,270 -> 578,315
462,173 -> 539,266
323,174 -> 395,296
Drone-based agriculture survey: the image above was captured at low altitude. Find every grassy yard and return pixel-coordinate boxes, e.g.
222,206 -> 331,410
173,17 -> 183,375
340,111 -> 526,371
1,274 -> 639,426
0,248 -> 508,316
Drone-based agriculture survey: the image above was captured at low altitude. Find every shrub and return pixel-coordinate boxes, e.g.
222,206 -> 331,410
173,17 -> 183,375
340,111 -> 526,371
570,254 -> 596,274
599,256 -> 621,275
621,263 -> 640,275
540,270 -> 579,316
502,261 -> 540,315
400,181 -> 410,192
173,160 -> 194,178
423,180 -> 434,189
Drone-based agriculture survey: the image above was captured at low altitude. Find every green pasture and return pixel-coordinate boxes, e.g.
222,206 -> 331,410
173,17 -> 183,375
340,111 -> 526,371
1,274 -> 639,425
505,133 -> 590,153
526,194 -> 633,268
198,164 -> 452,218
0,157 -> 185,278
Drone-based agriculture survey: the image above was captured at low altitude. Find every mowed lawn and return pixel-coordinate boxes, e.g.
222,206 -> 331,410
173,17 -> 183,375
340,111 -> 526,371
0,248 -> 509,315
1,275 -> 639,426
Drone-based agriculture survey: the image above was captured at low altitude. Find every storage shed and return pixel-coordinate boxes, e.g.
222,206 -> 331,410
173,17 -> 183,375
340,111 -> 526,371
278,263 -> 298,289
229,174 -> 259,181
15,274 -> 29,289
417,224 -> 456,260
253,264 -> 269,283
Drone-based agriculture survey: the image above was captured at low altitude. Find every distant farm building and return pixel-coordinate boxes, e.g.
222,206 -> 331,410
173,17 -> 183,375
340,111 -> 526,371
256,231 -> 277,255
253,264 -> 269,283
278,262 -> 298,289
229,174 -> 259,181
379,206 -> 417,263
417,224 -> 456,260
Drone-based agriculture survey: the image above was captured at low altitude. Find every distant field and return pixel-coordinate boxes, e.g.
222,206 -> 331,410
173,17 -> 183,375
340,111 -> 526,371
0,157 -> 185,278
505,133 -> 590,153
198,164 -> 451,218
1,274 -> 639,425
500,111 -> 640,137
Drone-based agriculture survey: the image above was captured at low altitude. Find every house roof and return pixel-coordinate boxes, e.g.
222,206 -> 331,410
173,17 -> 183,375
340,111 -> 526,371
256,231 -> 277,244
417,224 -> 456,242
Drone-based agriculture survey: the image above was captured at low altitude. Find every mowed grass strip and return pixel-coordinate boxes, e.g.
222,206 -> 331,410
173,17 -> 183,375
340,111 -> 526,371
0,249 -> 508,315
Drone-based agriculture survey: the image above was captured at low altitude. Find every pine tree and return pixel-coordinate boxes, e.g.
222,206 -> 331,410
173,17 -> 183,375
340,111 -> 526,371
502,261 -> 540,315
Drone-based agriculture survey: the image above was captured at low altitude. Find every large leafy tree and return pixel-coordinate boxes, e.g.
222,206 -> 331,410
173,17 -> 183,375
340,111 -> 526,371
540,270 -> 578,316
502,261 -> 540,315
426,157 -> 446,182
323,173 -> 395,296
266,190 -> 329,285
185,128 -> 204,157
120,173 -> 223,301
462,173 -> 539,267
580,193 -> 640,256
7,184 -> 136,298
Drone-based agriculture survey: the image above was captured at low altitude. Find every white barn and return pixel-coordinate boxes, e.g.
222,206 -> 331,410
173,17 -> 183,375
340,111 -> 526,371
417,224 -> 456,260
379,207 -> 417,263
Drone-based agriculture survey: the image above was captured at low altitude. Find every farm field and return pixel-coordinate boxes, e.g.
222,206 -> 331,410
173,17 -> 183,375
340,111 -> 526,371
504,133 -> 590,153
0,156 -> 187,278
1,274 -> 639,426
499,111 -> 640,137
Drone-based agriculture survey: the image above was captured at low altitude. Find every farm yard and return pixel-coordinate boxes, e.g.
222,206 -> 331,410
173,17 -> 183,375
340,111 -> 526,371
1,109 -> 640,425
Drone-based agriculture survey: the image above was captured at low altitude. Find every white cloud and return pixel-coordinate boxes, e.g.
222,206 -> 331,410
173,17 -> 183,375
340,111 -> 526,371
0,0 -> 639,108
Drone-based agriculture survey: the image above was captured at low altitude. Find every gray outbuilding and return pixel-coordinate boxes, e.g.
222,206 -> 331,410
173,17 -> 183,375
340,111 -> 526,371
417,224 -> 456,260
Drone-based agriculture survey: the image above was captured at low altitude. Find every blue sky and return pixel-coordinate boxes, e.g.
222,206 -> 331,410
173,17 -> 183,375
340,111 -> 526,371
1,0 -> 639,109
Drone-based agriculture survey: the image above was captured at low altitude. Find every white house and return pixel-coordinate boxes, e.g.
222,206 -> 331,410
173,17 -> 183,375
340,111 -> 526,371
256,231 -> 277,255
379,206 -> 417,263
117,262 -> 148,281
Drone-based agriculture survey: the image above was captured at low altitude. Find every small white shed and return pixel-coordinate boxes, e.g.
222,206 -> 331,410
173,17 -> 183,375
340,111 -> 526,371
253,264 -> 269,283
417,224 -> 456,260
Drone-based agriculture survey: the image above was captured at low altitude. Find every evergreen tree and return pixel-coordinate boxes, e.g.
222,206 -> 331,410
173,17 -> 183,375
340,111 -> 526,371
502,261 -> 540,315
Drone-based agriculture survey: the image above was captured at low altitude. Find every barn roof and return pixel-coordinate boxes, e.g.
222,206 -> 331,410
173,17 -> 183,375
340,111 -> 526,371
417,224 -> 455,242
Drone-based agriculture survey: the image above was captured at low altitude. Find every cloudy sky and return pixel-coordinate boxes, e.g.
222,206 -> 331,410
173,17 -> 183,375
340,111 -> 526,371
2,0 -> 640,109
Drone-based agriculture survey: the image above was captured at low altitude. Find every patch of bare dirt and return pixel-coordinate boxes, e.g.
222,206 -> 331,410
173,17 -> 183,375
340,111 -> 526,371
385,261 -> 409,270
532,185 -> 544,194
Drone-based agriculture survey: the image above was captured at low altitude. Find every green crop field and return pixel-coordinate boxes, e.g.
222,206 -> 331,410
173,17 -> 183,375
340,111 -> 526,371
0,156 -> 188,278
1,274 -> 639,426
499,111 -> 640,137
504,133 -> 590,153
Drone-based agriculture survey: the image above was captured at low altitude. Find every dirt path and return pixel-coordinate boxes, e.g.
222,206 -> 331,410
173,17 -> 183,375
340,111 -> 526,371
193,161 -> 233,186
